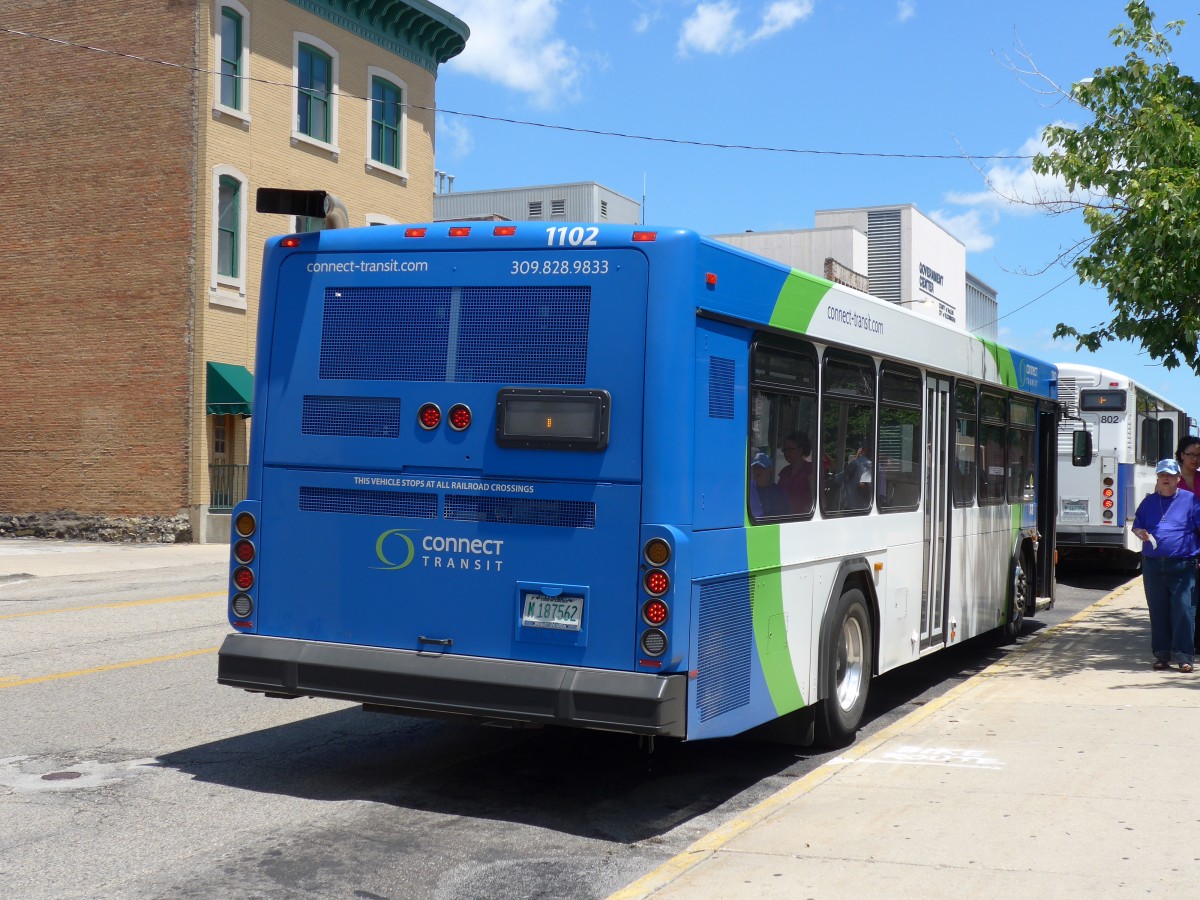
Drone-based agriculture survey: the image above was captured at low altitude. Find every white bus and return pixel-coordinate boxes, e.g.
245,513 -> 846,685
1056,362 -> 1196,567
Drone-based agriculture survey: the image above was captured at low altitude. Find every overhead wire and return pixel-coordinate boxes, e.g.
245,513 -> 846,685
4,22 -> 1077,324
0,24 -> 1036,162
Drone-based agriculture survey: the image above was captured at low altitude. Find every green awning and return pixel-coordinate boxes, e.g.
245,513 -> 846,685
206,361 -> 253,417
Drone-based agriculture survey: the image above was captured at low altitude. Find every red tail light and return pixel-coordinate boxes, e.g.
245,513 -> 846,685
448,404 -> 472,431
644,569 -> 669,596
418,403 -> 441,430
643,599 -> 669,626
233,566 -> 254,591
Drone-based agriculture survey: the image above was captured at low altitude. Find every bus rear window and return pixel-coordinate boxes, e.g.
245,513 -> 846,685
495,389 -> 610,450
1079,389 -> 1126,411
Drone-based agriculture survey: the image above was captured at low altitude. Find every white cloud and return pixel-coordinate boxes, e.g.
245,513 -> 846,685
932,127 -> 1106,252
896,1 -> 916,23
928,208 -> 997,253
439,0 -> 583,108
678,1 -> 813,56
435,115 -> 474,164
944,131 -> 1082,213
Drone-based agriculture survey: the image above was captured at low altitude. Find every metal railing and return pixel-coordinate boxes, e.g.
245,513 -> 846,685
209,464 -> 248,511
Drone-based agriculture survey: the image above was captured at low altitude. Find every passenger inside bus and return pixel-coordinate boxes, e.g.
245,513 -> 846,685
834,438 -> 875,512
777,432 -> 814,514
750,451 -> 789,518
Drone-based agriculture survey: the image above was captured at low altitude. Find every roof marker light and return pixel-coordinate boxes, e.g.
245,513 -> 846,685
705,272 -> 717,287
632,231 -> 658,242
405,227 -> 428,238
494,225 -> 517,236
448,226 -> 471,237
281,236 -> 301,248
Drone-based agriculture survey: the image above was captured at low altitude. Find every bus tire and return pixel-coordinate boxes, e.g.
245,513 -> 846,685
815,588 -> 873,748
1001,546 -> 1034,643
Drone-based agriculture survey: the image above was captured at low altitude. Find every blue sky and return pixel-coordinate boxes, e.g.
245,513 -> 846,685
431,0 -> 1200,411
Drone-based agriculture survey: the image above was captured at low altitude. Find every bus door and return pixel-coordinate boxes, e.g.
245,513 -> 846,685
920,375 -> 952,650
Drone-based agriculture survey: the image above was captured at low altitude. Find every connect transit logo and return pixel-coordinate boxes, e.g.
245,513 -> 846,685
373,529 -> 417,570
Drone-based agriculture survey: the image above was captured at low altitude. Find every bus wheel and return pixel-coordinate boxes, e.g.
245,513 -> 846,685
1002,548 -> 1033,643
816,588 -> 873,748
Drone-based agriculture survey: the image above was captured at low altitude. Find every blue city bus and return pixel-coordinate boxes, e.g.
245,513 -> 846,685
218,203 -> 1058,746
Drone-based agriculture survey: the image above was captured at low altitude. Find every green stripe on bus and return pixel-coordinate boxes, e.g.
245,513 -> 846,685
768,269 -> 831,334
979,338 -> 1019,388
745,525 -> 805,713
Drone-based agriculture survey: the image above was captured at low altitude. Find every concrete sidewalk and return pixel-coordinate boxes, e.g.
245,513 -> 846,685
613,579 -> 1198,899
0,537 -> 228,578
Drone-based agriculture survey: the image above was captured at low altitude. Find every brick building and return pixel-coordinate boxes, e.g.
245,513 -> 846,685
0,0 -> 467,541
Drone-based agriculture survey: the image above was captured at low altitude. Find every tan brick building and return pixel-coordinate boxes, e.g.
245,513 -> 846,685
0,0 -> 467,542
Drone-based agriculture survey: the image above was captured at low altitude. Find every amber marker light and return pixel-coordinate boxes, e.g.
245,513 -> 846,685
644,538 -> 671,566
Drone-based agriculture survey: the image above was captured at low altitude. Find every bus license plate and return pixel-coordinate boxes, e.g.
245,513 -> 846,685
522,594 -> 583,631
1061,498 -> 1089,522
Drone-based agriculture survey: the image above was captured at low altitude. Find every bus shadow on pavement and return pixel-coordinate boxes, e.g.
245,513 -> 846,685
156,709 -> 803,842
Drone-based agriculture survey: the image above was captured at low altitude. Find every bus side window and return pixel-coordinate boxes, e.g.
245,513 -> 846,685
978,390 -> 1006,505
819,351 -> 876,517
953,381 -> 977,507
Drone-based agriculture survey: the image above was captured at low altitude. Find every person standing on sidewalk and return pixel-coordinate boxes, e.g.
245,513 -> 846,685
1176,435 -> 1200,496
1175,435 -> 1200,653
1133,458 -> 1200,672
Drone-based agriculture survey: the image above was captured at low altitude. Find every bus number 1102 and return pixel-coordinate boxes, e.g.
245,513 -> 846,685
546,226 -> 599,247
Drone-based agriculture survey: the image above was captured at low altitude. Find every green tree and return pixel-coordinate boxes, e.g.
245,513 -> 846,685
1033,1 -> 1200,371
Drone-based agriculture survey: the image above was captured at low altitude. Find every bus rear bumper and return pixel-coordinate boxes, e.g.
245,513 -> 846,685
218,633 -> 687,738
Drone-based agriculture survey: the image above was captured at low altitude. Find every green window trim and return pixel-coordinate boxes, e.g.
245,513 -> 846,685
219,8 -> 243,110
217,175 -> 241,279
298,43 -> 332,142
371,76 -> 403,169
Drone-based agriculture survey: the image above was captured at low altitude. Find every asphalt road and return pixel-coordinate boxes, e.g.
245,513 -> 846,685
0,556 -> 1129,899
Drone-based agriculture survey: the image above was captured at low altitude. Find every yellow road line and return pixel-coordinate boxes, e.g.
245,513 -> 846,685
0,647 -> 220,690
0,591 -> 223,621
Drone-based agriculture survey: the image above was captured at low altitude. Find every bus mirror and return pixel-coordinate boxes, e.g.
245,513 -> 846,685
1071,430 -> 1093,467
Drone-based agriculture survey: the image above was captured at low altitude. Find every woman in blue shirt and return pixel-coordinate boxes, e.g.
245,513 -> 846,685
1133,458 -> 1200,672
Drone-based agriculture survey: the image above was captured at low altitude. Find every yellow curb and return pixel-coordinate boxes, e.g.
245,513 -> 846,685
608,578 -> 1137,899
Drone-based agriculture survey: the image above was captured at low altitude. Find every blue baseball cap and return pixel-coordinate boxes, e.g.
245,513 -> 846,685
1157,458 -> 1182,476
751,452 -> 772,469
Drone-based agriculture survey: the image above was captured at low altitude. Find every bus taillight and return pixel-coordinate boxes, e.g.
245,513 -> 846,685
233,539 -> 255,564
640,628 -> 667,657
643,538 -> 671,566
644,569 -> 669,596
643,599 -> 669,626
233,566 -> 254,591
418,403 -> 442,430
234,511 -> 256,537
448,403 -> 472,431
231,593 -> 254,618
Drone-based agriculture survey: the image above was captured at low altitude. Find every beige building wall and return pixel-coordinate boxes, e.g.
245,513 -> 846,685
190,0 -> 452,540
